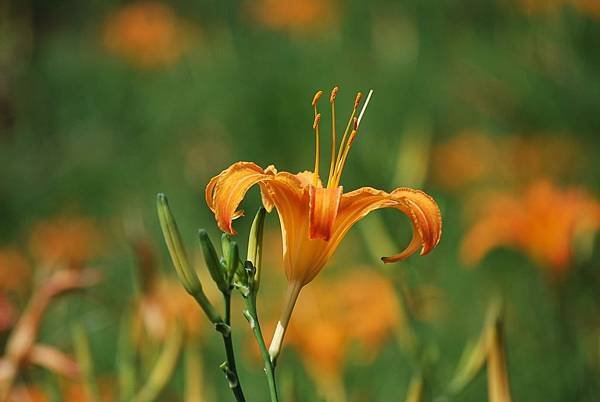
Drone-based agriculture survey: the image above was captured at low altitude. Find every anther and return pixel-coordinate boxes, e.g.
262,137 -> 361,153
330,86 -> 339,103
313,113 -> 321,129
354,92 -> 363,109
312,91 -> 324,107
348,129 -> 358,147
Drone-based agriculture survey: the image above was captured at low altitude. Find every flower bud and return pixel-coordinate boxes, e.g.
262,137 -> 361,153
198,229 -> 229,294
156,194 -> 221,324
156,194 -> 201,294
246,208 -> 266,291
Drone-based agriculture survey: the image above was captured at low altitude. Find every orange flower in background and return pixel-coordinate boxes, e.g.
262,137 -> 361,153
516,0 -> 600,18
516,0 -> 564,13
284,270 -> 402,401
0,247 -> 30,294
128,233 -> 209,343
63,379 -> 115,402
0,247 -> 28,331
334,271 -> 404,354
0,295 -> 16,332
103,1 -> 196,68
29,216 -> 102,270
205,88 -> 441,362
6,386 -> 48,402
431,131 -> 585,192
431,130 -> 497,192
0,270 -> 98,400
248,0 -> 337,33
461,180 -> 600,280
572,0 -> 600,17
135,278 -> 205,341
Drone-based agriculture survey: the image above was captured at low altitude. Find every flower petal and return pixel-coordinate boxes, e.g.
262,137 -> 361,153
309,186 -> 343,241
205,162 -> 270,234
331,187 -> 442,264
261,172 -> 311,281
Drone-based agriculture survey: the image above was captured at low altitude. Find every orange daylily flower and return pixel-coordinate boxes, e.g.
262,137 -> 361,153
274,270 -> 403,402
29,215 -> 103,271
431,131 -> 585,193
135,278 -> 205,342
461,180 -> 600,280
0,247 -> 31,295
248,0 -> 337,33
205,87 -> 442,361
103,1 -> 196,68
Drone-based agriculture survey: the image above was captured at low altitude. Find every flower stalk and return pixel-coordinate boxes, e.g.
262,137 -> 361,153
242,208 -> 279,401
268,281 -> 302,366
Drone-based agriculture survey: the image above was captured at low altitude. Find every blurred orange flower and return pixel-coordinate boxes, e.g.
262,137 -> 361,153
0,270 -> 98,400
29,216 -> 102,270
6,386 -> 48,402
461,180 -> 600,280
63,379 -> 115,402
103,1 -> 196,68
431,131 -> 497,192
248,0 -> 337,33
0,295 -> 16,332
285,270 -> 403,379
0,247 -> 30,294
135,278 -> 205,341
516,0 -> 600,18
431,131 -> 584,192
516,0 -> 564,13
572,0 -> 600,17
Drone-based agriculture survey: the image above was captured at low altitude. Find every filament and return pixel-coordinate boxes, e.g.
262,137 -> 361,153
327,86 -> 339,185
312,90 -> 323,185
329,92 -> 361,188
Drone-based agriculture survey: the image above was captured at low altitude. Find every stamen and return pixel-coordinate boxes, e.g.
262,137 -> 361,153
332,118 -> 356,186
327,86 -> 339,185
330,86 -> 339,103
312,90 -> 324,107
313,113 -> 321,129
331,89 -> 374,187
335,128 -> 358,183
312,90 -> 323,184
354,92 -> 363,109
329,92 -> 362,188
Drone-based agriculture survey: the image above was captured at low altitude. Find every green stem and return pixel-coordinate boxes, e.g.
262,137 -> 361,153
268,281 -> 302,366
221,293 -> 246,402
245,296 -> 279,402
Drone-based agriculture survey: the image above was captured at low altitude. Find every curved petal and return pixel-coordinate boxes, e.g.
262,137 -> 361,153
330,187 -> 442,264
391,188 -> 442,256
205,162 -> 271,234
